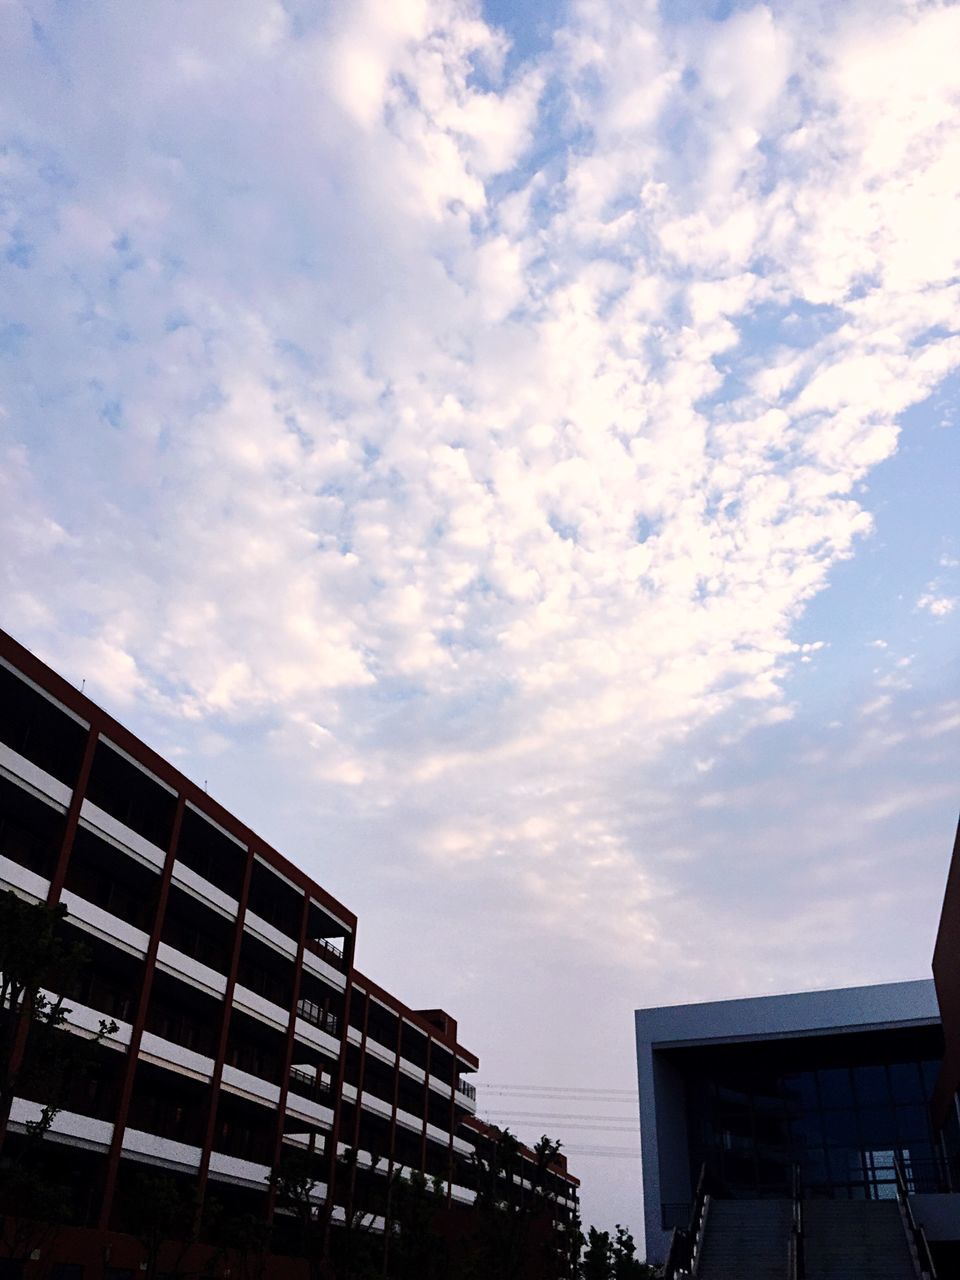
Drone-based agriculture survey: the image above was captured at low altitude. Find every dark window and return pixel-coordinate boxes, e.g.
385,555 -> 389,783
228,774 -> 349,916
366,1001 -> 398,1052
362,1055 -> 396,1107
427,1088 -> 451,1131
49,1266 -> 84,1280
58,924 -> 144,1023
348,987 -> 367,1031
858,1105 -> 896,1148
215,1095 -> 275,1163
678,1023 -> 945,1202
299,968 -> 344,1027
237,930 -> 293,1010
896,1105 -> 930,1141
247,859 -> 302,940
85,742 -> 175,850
161,884 -> 234,975
0,774 -> 63,879
0,664 -> 87,786
889,1061 -> 925,1102
344,1043 -> 361,1088
431,1047 -> 454,1087
64,826 -> 159,931
853,1065 -> 890,1106
401,1023 -> 428,1071
227,1008 -> 285,1085
399,1073 -> 426,1120
921,1059 -> 941,1099
821,1109 -> 858,1147
818,1068 -> 855,1110
145,969 -> 221,1058
127,1060 -> 210,1146
176,806 -> 246,898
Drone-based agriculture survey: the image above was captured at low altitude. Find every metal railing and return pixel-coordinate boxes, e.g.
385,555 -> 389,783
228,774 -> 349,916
894,1154 -> 938,1280
456,1079 -> 477,1102
789,1162 -> 805,1280
289,1065 -> 333,1096
296,998 -> 339,1036
306,935 -> 344,962
663,1162 -> 710,1280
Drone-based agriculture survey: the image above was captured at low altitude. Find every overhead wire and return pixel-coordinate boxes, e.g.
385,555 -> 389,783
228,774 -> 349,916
471,1082 -> 641,1157
480,1084 -> 635,1095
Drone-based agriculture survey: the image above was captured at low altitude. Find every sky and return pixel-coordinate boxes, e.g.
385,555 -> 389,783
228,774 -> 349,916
1,0 -> 959,1251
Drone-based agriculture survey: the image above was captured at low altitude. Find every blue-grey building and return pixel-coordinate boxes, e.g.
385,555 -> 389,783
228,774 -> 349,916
636,980 -> 959,1263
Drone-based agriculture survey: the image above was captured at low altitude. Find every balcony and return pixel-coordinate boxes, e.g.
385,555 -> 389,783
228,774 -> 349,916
302,937 -> 348,992
60,888 -> 150,958
0,739 -> 73,809
306,935 -> 343,963
233,982 -> 289,1031
290,1065 -> 333,1096
156,941 -> 228,998
79,798 -> 166,871
456,1079 -> 477,1103
297,998 -> 339,1037
286,1066 -> 336,1129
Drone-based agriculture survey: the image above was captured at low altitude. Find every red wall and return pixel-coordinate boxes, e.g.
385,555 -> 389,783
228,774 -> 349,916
931,816 -> 960,1128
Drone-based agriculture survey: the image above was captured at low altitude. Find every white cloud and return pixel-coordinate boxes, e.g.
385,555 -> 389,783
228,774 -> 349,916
917,593 -> 956,618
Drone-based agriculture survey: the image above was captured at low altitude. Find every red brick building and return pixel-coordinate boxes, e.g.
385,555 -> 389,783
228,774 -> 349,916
0,627 -> 578,1275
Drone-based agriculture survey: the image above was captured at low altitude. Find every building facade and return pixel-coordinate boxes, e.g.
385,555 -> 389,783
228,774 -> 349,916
931,816 -> 960,1136
635,980 -> 951,1263
0,628 -> 578,1269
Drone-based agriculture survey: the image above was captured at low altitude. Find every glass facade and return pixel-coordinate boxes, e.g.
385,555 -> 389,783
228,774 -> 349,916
678,1024 -> 947,1202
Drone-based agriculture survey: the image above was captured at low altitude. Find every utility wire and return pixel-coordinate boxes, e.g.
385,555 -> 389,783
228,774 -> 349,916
562,1153 -> 641,1160
480,1117 -> 639,1131
480,1083 -> 635,1095
482,1111 -> 638,1122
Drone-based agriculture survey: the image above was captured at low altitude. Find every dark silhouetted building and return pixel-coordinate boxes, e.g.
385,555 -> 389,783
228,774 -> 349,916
0,628 -> 578,1273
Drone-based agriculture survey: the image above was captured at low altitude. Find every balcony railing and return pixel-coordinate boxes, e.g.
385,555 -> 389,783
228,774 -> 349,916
297,998 -> 339,1036
306,935 -> 344,963
456,1079 -> 477,1102
290,1065 -> 334,1097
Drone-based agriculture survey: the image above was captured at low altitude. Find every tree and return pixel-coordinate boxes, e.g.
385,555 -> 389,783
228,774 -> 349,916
469,1130 -> 570,1280
582,1227 -> 613,1280
329,1146 -> 389,1280
611,1223 -> 653,1278
389,1169 -> 447,1280
201,1195 -> 270,1280
0,891 -> 117,1261
122,1169 -> 202,1280
269,1147 -> 335,1280
581,1224 -> 662,1280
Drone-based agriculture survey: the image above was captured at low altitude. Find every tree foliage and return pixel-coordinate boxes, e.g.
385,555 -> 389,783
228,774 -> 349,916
0,890 -> 118,1260
581,1223 -> 662,1279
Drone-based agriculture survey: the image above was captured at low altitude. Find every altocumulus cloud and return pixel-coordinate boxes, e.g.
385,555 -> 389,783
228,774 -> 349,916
1,0 -> 959,1065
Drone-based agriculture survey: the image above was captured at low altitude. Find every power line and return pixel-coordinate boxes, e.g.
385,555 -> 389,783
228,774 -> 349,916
480,1083 -> 635,1095
482,1123 -> 639,1133
482,1111 -> 638,1122
562,1149 -> 642,1158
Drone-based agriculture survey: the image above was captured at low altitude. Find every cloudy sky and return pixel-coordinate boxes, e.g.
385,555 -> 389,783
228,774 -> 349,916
2,0 -> 959,1247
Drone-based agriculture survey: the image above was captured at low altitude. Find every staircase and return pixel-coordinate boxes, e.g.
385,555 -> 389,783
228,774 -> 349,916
804,1198 -> 918,1279
696,1197 -> 792,1279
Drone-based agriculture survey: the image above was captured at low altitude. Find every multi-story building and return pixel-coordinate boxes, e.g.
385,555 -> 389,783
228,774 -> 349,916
636,980 -> 948,1260
0,628 -> 578,1272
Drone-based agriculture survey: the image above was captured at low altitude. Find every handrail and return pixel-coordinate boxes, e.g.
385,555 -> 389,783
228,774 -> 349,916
789,1162 -> 804,1280
296,997 -> 339,1036
663,1162 -> 710,1280
894,1154 -> 938,1280
306,934 -> 344,961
